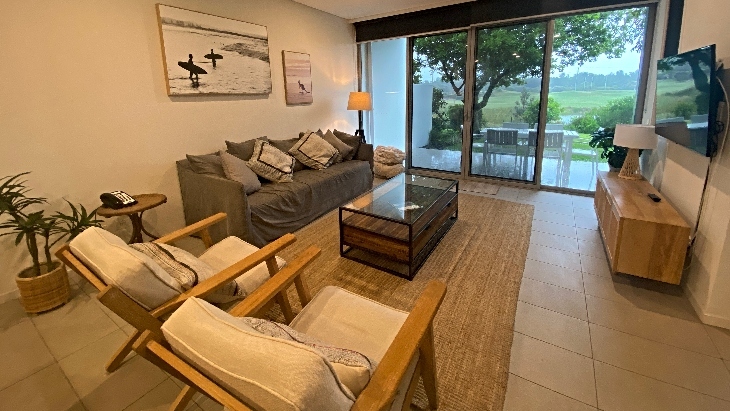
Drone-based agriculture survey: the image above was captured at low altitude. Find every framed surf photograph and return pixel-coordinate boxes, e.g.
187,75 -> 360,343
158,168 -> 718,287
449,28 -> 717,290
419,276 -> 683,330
155,4 -> 272,96
282,51 -> 313,105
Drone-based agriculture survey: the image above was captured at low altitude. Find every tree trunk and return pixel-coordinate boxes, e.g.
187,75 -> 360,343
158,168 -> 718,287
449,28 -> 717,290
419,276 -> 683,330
26,235 -> 41,276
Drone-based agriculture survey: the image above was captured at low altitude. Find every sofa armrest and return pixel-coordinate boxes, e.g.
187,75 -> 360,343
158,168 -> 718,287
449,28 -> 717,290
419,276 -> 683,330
356,143 -> 374,171
176,161 -> 254,244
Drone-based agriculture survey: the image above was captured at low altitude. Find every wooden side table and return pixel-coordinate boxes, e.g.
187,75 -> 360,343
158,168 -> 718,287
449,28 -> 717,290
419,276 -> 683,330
97,194 -> 167,244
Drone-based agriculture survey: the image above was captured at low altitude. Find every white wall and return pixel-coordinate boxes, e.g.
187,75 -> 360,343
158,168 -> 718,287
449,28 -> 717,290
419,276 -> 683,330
0,0 -> 358,299
672,0 -> 730,327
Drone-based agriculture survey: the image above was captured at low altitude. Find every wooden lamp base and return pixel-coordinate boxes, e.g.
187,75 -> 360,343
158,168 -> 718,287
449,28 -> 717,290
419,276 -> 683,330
618,148 -> 642,180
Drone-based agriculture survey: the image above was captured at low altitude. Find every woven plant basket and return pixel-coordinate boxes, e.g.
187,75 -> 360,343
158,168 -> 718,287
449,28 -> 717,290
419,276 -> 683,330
16,262 -> 70,314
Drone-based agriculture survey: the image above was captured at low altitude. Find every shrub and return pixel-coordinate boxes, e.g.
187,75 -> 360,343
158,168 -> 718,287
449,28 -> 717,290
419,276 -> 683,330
593,96 -> 636,128
524,97 -> 562,127
569,115 -> 600,134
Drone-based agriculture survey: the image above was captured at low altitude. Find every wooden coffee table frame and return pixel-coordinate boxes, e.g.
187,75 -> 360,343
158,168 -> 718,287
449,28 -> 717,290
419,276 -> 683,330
339,180 -> 458,280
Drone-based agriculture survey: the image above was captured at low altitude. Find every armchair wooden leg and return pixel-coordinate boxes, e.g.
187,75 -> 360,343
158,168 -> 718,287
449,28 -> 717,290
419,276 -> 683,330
402,357 -> 422,411
169,385 -> 196,411
106,330 -> 141,373
419,324 -> 439,410
266,257 -> 295,323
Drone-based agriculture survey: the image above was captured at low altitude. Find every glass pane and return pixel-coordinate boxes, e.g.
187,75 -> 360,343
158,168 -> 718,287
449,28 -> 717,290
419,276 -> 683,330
411,32 -> 468,173
469,22 -> 547,182
360,39 -> 408,151
343,174 -> 457,222
543,7 -> 649,191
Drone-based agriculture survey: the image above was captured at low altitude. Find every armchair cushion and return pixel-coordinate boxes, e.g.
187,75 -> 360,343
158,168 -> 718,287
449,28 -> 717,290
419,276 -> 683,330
69,227 -> 182,310
290,286 -> 408,362
199,236 -> 285,297
130,242 -> 245,304
162,297 -> 355,411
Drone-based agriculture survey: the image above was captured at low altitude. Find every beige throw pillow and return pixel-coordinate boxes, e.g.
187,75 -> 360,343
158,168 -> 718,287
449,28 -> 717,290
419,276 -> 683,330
289,131 -> 340,170
246,140 -> 295,183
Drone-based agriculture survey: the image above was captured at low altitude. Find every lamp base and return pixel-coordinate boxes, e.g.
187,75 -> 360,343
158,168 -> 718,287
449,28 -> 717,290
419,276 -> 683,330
618,148 -> 643,180
354,129 -> 366,143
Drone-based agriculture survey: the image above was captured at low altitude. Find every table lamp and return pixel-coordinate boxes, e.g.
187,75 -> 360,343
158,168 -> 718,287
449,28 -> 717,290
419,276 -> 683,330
613,124 -> 658,180
347,92 -> 372,143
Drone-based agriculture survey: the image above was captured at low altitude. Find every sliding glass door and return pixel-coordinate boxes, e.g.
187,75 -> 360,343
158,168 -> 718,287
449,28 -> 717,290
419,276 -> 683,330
468,22 -> 548,182
361,5 -> 653,192
410,32 -> 468,173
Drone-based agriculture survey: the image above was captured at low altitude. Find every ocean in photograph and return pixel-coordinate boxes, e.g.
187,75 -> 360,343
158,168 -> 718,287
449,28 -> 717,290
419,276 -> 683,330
157,5 -> 272,95
283,51 -> 313,104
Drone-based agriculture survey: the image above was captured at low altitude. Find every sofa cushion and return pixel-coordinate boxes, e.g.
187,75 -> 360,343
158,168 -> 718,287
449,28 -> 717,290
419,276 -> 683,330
161,297 -> 355,411
322,130 -> 351,163
186,153 -> 226,177
246,140 -> 295,183
199,236 -> 285,297
289,131 -> 339,170
69,227 -> 182,310
129,242 -> 246,305
219,150 -> 261,195
333,130 -> 361,161
226,136 -> 269,161
268,138 -> 306,172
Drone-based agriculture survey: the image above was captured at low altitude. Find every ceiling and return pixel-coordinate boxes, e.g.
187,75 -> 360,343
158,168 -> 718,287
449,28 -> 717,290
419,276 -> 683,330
292,0 -> 475,22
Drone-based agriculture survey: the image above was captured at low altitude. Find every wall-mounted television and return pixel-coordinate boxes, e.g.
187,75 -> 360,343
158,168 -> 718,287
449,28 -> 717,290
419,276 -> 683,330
655,44 -> 722,157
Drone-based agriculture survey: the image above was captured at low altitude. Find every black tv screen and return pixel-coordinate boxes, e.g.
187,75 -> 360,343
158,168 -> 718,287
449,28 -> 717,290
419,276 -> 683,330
655,44 -> 720,157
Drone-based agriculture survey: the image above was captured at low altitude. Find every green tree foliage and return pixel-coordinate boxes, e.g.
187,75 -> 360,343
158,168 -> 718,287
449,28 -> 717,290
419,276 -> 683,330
523,97 -> 563,126
569,115 -> 600,134
413,9 -> 647,112
513,89 -> 532,121
673,101 -> 697,119
592,96 -> 636,128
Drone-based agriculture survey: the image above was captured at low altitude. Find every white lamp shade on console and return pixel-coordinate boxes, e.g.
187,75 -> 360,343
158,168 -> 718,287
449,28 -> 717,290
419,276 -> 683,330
614,124 -> 658,180
347,92 -> 373,111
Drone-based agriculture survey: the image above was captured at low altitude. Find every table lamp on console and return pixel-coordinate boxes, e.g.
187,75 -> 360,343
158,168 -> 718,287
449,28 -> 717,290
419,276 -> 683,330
614,124 -> 658,180
347,91 -> 372,143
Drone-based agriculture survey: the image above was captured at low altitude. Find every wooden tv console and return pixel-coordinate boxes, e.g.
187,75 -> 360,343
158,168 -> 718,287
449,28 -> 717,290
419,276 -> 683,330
594,171 -> 690,284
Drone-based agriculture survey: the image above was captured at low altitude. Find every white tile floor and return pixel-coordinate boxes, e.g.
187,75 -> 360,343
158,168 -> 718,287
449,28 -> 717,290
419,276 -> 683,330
3,186 -> 730,411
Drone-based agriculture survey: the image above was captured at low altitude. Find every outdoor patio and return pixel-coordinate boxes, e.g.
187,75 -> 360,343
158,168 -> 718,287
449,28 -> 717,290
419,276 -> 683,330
412,146 -> 608,191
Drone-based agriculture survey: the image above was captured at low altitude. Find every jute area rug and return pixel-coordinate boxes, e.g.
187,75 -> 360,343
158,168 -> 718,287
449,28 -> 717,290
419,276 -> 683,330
277,193 -> 534,411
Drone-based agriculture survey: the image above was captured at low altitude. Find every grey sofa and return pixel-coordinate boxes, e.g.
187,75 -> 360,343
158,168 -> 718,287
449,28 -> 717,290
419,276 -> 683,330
177,144 -> 374,247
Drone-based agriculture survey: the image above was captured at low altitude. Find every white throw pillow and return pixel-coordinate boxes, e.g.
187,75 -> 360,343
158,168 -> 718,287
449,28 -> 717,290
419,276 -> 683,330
246,140 -> 295,182
162,298 -> 355,411
289,131 -> 340,170
69,227 -> 182,310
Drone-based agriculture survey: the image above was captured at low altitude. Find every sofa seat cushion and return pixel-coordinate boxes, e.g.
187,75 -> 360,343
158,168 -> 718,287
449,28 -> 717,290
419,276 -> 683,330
199,236 -> 285,297
162,297 -> 355,411
69,227 -> 182,310
245,160 -> 372,246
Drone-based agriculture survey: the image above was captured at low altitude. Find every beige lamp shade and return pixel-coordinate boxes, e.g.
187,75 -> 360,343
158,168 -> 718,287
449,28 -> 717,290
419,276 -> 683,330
347,92 -> 373,111
614,124 -> 658,149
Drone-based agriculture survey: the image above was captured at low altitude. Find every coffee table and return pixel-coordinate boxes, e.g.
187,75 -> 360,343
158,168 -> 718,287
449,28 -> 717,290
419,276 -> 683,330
339,173 -> 458,279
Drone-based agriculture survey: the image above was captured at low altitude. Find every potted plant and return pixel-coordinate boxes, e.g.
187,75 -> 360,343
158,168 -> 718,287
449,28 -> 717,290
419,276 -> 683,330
588,127 -> 630,172
0,172 -> 101,313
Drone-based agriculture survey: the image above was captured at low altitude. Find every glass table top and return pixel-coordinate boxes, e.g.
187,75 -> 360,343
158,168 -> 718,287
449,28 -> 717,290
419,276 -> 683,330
342,173 -> 457,224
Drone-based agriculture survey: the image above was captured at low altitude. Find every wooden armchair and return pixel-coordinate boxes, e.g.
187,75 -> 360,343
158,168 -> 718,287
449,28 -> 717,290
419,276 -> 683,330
56,212 -> 297,373
102,245 -> 446,411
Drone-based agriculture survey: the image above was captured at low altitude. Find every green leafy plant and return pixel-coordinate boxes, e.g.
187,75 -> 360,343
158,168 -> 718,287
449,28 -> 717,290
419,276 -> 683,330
0,172 -> 102,277
588,127 -> 633,169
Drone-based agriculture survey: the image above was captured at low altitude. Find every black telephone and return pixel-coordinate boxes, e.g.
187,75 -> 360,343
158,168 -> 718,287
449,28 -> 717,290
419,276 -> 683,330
100,191 -> 138,209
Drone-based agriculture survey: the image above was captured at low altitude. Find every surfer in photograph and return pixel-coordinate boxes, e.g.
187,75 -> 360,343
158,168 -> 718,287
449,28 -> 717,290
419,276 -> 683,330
204,49 -> 223,68
177,54 -> 207,87
297,80 -> 310,94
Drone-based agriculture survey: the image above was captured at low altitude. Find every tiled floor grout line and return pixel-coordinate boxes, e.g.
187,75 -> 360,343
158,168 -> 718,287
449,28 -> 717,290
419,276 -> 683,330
582,289 -> 705,324
584,282 -> 600,409
530,228 -> 580,239
121,378 -> 171,411
517,300 -> 590,324
514,329 -> 593,360
591,359 -> 730,404
507,371 -> 599,409
521,276 -> 585,295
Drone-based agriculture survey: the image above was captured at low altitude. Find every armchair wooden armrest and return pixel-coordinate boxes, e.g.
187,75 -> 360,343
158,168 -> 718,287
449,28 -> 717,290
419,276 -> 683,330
228,246 -> 320,318
150,233 -> 297,318
154,212 -> 227,248
353,280 -> 447,411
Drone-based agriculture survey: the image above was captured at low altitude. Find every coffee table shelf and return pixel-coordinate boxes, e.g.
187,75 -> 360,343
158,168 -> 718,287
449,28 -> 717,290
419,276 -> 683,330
339,173 -> 458,280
